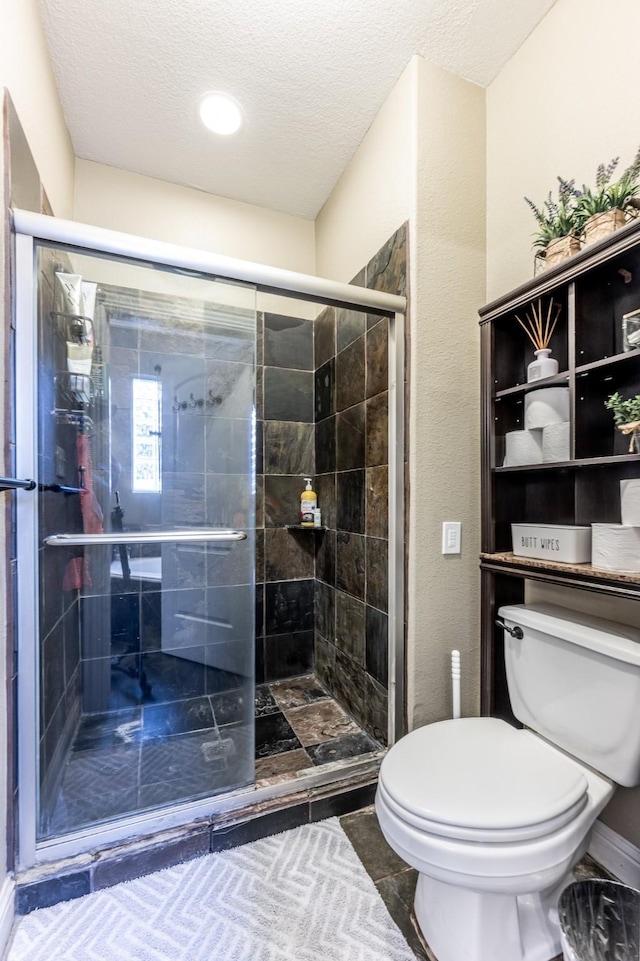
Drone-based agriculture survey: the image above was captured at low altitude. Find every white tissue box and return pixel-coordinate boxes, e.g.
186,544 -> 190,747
511,524 -> 592,563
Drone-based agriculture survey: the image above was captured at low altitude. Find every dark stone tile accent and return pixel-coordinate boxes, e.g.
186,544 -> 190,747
364,674 -> 388,746
336,532 -> 365,599
315,359 -> 335,422
350,267 -> 366,288
366,222 -> 407,300
265,528 -> 314,581
314,306 -> 336,369
255,637 -> 265,685
314,581 -> 335,642
366,606 -> 388,686
264,475 -> 306,527
204,359 -> 254,419
256,476 -> 264,529
255,684 -> 280,717
336,307 -> 366,353
210,689 -> 248,727
307,732 -> 379,766
335,591 -> 365,665
264,421 -> 314,475
256,312 -> 264,367
256,365 -> 264,420
256,418 -> 264,475
142,695 -> 213,741
337,469 -> 365,534
210,803 -> 309,853
334,649 -> 365,720
264,631 -> 314,681
309,781 -> 377,822
336,403 -> 365,471
375,871 -> 429,961
16,871 -> 91,914
336,336 -> 365,412
316,472 -> 336,530
366,391 -> 388,467
315,416 -> 336,474
269,675 -> 330,710
255,748 -> 313,782
366,466 -> 388,539
265,580 -> 314,634
93,831 -> 211,891
285,700 -> 360,747
264,368 -> 313,423
263,313 -> 313,370
315,529 -> 336,586
366,536 -> 388,612
340,808 -> 407,882
314,633 -> 336,692
254,711 -> 302,757
366,319 -> 389,399
204,417 -> 252,475
255,582 -> 264,637
256,532 -> 265,587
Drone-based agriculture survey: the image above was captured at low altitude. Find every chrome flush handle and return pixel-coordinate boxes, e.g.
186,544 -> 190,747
495,618 -> 524,640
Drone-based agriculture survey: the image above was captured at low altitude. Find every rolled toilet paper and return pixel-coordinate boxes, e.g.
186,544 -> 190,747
591,523 -> 640,573
542,422 -> 570,462
503,429 -> 543,467
620,479 -> 640,526
524,388 -> 570,429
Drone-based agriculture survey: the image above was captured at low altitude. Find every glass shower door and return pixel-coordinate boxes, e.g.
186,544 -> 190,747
31,242 -> 256,840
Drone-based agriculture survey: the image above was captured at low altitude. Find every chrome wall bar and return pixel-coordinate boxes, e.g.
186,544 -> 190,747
44,530 -> 247,547
0,476 -> 36,492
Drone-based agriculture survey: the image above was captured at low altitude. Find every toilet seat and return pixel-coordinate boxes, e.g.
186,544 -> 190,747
379,717 -> 588,843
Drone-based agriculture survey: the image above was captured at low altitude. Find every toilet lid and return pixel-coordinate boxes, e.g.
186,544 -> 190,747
380,717 -> 588,832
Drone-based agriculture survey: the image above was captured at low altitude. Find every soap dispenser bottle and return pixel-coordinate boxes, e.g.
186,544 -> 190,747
300,478 -> 317,527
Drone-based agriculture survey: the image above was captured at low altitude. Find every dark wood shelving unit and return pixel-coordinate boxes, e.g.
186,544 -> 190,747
479,222 -> 640,718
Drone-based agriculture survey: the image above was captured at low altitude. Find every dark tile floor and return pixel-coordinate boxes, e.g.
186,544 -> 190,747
45,673 -> 380,837
340,806 -> 616,961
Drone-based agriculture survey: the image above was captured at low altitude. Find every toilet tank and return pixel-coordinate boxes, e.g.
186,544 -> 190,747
499,603 -> 640,787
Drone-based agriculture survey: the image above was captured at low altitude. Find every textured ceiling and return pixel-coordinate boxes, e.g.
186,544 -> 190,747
38,0 -> 558,219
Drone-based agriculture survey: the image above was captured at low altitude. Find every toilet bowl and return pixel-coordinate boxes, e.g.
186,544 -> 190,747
376,604 -> 640,961
376,718 -> 614,961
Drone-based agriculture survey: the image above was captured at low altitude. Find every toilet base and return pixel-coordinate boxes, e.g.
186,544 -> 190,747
414,872 -> 565,961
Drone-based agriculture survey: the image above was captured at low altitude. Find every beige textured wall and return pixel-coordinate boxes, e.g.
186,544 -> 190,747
315,59 -> 416,283
488,0 -> 640,847
486,0 -> 640,299
74,161 -> 317,317
0,0 -> 74,217
316,56 -> 485,731
408,58 -> 485,728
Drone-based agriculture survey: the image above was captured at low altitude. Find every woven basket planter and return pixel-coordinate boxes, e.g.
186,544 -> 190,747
583,208 -> 627,245
545,235 -> 581,269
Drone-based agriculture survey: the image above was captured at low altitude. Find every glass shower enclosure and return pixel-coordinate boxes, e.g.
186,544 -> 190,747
17,236 -> 257,848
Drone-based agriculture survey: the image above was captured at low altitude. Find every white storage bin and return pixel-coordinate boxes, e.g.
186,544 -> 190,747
511,524 -> 592,563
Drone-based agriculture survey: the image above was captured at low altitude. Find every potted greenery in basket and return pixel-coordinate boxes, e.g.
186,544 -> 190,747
605,391 -> 640,453
525,179 -> 581,269
573,148 -> 640,245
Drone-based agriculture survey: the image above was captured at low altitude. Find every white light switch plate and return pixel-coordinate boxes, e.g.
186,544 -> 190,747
442,521 -> 461,554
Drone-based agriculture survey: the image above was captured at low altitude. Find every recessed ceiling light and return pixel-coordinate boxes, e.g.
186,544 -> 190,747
198,92 -> 243,136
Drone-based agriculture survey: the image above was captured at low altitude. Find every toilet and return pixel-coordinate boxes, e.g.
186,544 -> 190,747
376,603 -> 640,961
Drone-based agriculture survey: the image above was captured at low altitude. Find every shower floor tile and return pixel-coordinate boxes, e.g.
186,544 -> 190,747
45,673 -> 380,838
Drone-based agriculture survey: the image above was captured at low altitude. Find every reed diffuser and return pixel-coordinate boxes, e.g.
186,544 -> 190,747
516,297 -> 561,382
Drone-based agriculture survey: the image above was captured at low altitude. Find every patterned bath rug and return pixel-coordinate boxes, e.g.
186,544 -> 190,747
8,818 -> 415,961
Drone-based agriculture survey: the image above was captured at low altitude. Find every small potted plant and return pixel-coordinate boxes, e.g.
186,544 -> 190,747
525,179 -> 581,269
605,391 -> 640,453
574,148 -> 640,245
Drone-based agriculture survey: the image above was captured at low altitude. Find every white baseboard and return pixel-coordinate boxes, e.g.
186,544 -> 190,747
0,876 -> 15,960
589,820 -> 640,889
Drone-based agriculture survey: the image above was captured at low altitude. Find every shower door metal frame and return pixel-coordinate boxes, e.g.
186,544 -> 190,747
13,209 -> 406,869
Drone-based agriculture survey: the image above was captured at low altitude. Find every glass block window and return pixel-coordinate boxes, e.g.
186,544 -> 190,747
132,377 -> 161,492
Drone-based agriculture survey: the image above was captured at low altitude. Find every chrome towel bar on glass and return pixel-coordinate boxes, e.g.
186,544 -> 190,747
44,530 -> 247,547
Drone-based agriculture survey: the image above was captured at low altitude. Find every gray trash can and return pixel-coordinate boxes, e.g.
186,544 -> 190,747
558,879 -> 640,961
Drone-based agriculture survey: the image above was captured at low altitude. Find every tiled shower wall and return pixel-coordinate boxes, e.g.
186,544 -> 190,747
313,223 -> 407,746
255,313 -> 316,683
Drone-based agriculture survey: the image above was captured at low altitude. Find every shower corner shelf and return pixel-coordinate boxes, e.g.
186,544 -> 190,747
285,524 -> 327,532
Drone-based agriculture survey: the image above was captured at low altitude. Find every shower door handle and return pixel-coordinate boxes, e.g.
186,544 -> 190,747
44,529 -> 247,547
